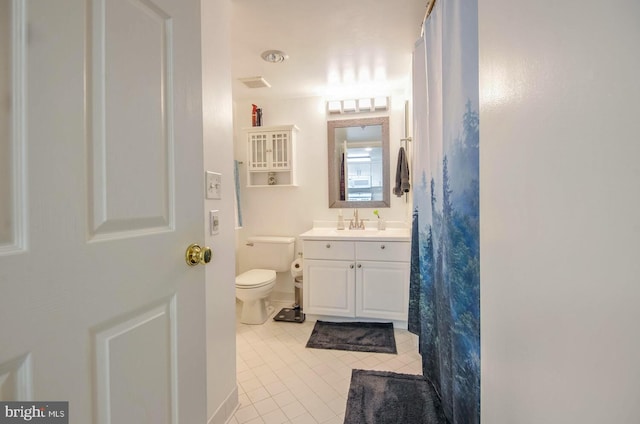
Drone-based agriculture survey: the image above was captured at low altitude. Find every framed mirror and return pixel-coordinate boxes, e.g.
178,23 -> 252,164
328,117 -> 390,208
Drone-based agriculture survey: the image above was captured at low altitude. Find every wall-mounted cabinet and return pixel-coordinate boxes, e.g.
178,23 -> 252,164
245,125 -> 298,187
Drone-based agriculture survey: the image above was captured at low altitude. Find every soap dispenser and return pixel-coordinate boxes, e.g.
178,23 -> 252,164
337,209 -> 345,230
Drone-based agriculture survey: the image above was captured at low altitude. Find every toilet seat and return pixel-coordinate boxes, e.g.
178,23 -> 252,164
236,269 -> 276,289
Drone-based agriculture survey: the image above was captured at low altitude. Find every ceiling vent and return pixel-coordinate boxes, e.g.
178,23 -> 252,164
238,76 -> 271,89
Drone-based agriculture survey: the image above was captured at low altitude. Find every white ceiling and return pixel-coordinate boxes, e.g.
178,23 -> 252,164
230,0 -> 427,101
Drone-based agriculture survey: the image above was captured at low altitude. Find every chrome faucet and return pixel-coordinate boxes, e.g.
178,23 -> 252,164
349,209 -> 366,230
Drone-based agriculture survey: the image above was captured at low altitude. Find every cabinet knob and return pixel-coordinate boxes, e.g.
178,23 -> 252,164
380,244 -> 386,249
326,243 -> 331,248
350,264 -> 355,269
357,264 -> 362,268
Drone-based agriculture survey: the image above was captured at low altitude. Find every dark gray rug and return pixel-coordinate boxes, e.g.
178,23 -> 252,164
344,369 -> 448,424
305,321 -> 397,354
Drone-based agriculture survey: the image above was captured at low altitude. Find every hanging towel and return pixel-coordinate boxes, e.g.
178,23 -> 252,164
339,152 -> 346,201
393,146 -> 410,197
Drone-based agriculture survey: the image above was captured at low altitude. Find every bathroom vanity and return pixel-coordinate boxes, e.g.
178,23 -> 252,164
299,227 -> 410,327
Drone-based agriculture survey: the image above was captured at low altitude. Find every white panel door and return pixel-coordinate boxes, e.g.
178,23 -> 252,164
0,0 -> 206,423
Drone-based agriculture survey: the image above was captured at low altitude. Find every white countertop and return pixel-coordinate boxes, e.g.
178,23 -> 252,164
299,226 -> 410,241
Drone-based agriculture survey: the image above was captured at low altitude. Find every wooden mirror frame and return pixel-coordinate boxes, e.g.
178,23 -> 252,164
327,116 -> 390,209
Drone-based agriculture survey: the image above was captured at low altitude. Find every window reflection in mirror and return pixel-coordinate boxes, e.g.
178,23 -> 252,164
328,117 -> 390,209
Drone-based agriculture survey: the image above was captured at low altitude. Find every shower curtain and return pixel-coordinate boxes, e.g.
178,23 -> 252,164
408,0 -> 480,423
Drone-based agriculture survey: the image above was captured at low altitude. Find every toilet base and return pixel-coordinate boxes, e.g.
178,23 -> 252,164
273,307 -> 306,323
239,299 -> 274,325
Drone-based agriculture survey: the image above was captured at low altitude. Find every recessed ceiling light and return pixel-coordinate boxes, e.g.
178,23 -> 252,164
261,50 -> 289,63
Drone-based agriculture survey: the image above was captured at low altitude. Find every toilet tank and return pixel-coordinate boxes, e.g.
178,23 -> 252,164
246,236 -> 295,272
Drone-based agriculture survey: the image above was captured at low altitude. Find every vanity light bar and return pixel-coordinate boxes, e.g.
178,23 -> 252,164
326,97 -> 389,114
343,99 -> 357,112
373,96 -> 388,110
327,100 -> 342,113
358,98 -> 372,110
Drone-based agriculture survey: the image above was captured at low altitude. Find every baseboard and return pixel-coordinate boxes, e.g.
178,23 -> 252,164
304,313 -> 408,330
270,290 -> 294,304
207,385 -> 239,424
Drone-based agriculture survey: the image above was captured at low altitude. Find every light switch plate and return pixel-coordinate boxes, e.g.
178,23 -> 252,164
206,171 -> 221,199
210,210 -> 220,235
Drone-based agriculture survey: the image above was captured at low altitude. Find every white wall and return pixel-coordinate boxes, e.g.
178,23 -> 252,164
233,96 -> 413,299
480,1 -> 640,422
202,0 -> 238,422
0,1 -> 10,243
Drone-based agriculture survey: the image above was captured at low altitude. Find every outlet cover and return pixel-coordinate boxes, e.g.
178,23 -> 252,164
210,210 -> 220,235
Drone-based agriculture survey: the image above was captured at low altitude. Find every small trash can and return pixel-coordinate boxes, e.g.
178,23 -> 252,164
294,276 -> 303,310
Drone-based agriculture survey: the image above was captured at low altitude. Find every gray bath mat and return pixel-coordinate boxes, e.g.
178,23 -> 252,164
305,321 -> 397,354
344,369 -> 448,424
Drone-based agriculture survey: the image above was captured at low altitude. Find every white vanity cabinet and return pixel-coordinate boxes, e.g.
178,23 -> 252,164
246,125 -> 298,187
302,238 -> 410,322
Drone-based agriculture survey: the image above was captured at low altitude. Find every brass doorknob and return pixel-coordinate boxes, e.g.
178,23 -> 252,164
185,243 -> 212,266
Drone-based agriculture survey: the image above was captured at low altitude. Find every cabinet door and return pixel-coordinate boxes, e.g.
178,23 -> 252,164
269,131 -> 291,170
304,259 -> 355,317
356,261 -> 410,321
248,132 -> 270,169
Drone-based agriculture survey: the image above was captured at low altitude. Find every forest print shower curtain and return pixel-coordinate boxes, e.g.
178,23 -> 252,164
408,0 -> 479,423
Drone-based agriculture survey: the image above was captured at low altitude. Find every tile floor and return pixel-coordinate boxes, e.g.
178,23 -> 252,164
229,301 -> 423,424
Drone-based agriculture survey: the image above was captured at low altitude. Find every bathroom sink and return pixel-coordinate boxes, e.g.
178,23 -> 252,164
299,227 -> 410,241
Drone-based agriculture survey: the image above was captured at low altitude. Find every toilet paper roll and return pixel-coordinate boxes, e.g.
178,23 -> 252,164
290,258 -> 303,278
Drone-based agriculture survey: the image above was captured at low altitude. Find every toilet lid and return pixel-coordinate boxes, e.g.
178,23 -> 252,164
236,269 -> 276,288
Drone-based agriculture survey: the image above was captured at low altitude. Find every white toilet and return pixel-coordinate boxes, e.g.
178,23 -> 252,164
236,236 -> 295,324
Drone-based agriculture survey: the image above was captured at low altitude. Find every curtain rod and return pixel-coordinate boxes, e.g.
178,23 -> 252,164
402,100 -> 412,146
